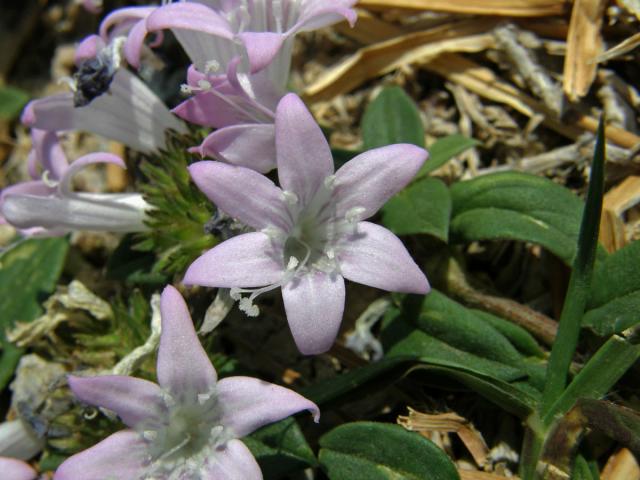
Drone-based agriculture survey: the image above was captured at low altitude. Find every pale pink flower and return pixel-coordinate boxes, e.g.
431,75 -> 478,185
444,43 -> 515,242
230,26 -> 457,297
184,94 -> 430,354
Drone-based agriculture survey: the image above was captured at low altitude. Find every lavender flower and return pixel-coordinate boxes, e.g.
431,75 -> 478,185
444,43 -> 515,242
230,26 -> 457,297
0,130 -> 148,237
184,94 -> 430,354
101,0 -> 356,172
54,285 -> 319,479
0,458 -> 37,480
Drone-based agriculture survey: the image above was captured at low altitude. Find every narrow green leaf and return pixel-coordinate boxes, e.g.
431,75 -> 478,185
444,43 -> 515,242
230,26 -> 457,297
583,239 -> 640,336
415,134 -> 479,180
543,335 -> 640,424
572,455 -> 597,480
0,85 -> 29,120
362,86 -> 425,150
471,309 -> 544,357
245,417 -> 317,479
450,171 -> 584,264
301,356 -> 411,406
540,117 -> 606,417
319,422 -> 459,480
380,177 -> 451,241
0,238 -> 68,390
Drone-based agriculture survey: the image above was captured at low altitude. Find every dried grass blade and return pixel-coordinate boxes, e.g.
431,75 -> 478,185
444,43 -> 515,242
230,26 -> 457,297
563,0 -> 608,102
358,0 -> 567,17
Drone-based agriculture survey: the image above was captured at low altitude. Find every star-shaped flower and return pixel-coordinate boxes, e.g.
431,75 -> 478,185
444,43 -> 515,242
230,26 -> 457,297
184,93 -> 430,355
54,285 -> 318,479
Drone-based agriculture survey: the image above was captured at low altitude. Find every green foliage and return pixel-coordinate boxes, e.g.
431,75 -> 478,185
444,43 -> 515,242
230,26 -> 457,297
0,238 -> 68,391
583,239 -> 640,336
245,417 -> 317,479
362,86 -> 425,150
134,131 -> 217,275
381,177 -> 451,241
415,134 -> 479,181
0,85 -> 29,120
319,422 -> 459,480
450,171 -> 584,264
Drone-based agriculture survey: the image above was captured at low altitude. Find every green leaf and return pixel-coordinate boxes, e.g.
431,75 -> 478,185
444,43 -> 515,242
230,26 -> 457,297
319,422 -> 459,480
540,117 -> 606,417
245,417 -> 317,479
0,238 -> 68,390
572,455 -> 597,480
381,177 -> 451,241
0,85 -> 29,120
301,356 -> 412,406
471,309 -> 544,357
584,239 -> 640,336
450,171 -> 584,264
362,86 -> 425,150
415,134 -> 479,181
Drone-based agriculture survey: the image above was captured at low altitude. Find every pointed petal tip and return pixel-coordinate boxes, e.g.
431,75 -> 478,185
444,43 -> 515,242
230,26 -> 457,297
21,102 -> 35,126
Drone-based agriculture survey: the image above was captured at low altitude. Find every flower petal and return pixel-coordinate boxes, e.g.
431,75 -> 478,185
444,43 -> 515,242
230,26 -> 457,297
339,221 -> 430,294
123,18 -> 149,68
333,144 -> 428,220
184,232 -> 284,288
99,6 -> 156,39
31,129 -> 68,180
157,285 -> 218,394
53,430 -> 147,480
75,34 -> 105,64
146,3 -> 233,40
195,124 -> 276,173
275,94 -> 333,203
59,153 -> 125,196
204,439 -> 262,480
172,90 -> 251,128
189,161 -> 289,230
294,0 -> 357,31
239,32 -> 285,73
0,458 -> 37,480
68,375 -> 163,428
282,272 -> 345,354
217,376 -> 319,437
0,420 -> 42,460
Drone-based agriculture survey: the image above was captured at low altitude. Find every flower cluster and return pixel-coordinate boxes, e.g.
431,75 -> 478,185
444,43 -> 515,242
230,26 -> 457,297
1,1 -> 434,478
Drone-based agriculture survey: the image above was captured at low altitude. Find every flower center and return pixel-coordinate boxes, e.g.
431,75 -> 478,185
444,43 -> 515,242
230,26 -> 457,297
137,389 -> 227,478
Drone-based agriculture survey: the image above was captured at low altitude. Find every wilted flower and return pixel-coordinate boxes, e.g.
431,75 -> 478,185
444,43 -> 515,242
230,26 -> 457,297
54,285 -> 319,479
184,94 -> 430,354
0,130 -> 148,237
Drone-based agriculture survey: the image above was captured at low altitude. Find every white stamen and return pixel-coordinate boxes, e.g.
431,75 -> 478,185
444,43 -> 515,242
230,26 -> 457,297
345,206 -> 366,223
239,298 -> 259,317
229,288 -> 242,301
326,249 -> 335,259
41,170 -> 59,188
204,60 -> 220,74
180,84 -> 194,95
197,393 -> 211,405
143,430 -> 158,441
282,190 -> 299,205
323,174 -> 336,190
286,256 -> 299,270
196,79 -> 212,91
261,225 -> 284,240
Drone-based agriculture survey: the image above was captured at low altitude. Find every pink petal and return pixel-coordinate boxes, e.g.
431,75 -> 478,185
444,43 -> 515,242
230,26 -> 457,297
282,272 -> 345,354
275,94 -> 333,204
189,161 -> 289,231
204,439 -> 262,480
333,144 -> 427,220
239,32 -> 285,74
157,285 -> 218,394
146,3 -> 234,39
74,35 -> 105,65
172,91 -> 250,128
59,153 -> 125,195
21,94 -> 75,130
53,430 -> 146,480
196,124 -> 276,173
217,376 -> 319,437
0,458 -> 37,480
31,129 -> 68,180
294,1 -> 357,31
339,221 -> 430,294
184,232 -> 284,288
68,375 -> 163,428
99,7 -> 156,39
123,19 -> 148,68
